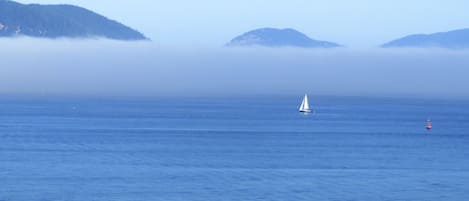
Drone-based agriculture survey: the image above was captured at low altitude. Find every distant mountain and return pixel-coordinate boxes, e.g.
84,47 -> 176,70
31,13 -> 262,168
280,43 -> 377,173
382,28 -> 469,49
0,0 -> 147,40
226,28 -> 341,48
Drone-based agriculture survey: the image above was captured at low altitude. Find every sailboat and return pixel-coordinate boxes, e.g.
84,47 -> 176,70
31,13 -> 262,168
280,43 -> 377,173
426,119 -> 433,130
299,94 -> 312,113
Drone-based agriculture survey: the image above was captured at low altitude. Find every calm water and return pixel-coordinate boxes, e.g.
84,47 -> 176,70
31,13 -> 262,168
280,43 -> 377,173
1,96 -> 469,201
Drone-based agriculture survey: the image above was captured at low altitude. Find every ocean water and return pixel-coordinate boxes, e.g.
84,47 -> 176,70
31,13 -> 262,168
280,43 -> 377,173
1,95 -> 469,201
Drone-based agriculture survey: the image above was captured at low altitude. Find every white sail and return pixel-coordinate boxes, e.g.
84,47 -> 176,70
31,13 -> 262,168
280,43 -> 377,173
299,94 -> 311,112
299,99 -> 305,111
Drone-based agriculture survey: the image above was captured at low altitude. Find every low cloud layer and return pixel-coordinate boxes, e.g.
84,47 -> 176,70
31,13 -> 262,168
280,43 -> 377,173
1,38 -> 469,98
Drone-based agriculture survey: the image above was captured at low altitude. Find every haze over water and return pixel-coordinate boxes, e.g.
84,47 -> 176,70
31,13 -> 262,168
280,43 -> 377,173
1,39 -> 469,98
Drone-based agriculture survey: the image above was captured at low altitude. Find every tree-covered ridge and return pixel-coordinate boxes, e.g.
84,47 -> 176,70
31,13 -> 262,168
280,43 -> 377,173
0,0 -> 147,40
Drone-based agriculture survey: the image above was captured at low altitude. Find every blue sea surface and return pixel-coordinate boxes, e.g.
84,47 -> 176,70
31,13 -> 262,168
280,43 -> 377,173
1,96 -> 469,201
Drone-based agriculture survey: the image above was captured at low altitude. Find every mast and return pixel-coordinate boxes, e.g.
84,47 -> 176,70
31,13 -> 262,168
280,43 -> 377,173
303,94 -> 310,111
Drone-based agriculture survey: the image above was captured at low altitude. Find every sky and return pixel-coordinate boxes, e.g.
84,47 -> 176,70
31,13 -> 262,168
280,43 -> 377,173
14,0 -> 469,47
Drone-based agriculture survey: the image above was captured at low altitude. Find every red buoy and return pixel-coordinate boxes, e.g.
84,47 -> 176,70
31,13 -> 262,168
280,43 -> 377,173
426,119 -> 432,130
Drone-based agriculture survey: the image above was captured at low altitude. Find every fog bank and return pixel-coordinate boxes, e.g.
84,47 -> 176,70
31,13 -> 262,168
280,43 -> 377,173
1,38 -> 469,98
